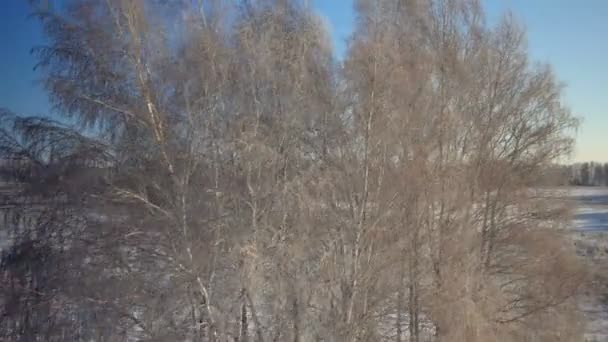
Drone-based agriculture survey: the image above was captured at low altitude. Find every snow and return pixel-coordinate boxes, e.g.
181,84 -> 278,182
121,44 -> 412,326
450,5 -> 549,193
562,187 -> 608,341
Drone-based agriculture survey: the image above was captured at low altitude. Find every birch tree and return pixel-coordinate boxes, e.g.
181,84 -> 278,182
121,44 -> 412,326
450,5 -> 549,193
0,0 -> 587,341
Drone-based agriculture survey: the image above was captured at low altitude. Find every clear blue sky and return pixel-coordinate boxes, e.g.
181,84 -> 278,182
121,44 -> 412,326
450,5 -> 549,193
1,0 -> 606,162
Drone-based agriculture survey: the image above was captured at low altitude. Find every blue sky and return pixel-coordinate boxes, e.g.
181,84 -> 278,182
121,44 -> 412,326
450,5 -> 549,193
1,0 -> 606,162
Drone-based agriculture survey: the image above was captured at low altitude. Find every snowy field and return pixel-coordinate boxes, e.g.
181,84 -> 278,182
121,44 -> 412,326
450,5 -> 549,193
561,187 -> 608,341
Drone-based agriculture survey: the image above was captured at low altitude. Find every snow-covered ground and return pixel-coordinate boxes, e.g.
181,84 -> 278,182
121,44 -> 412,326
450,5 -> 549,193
561,187 -> 608,341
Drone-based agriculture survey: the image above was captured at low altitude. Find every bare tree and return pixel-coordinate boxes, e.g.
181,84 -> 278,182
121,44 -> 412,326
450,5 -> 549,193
0,0 -> 586,341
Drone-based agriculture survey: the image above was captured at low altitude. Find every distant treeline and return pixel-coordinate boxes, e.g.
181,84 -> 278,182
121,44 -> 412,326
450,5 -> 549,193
551,162 -> 608,186
567,162 -> 608,186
